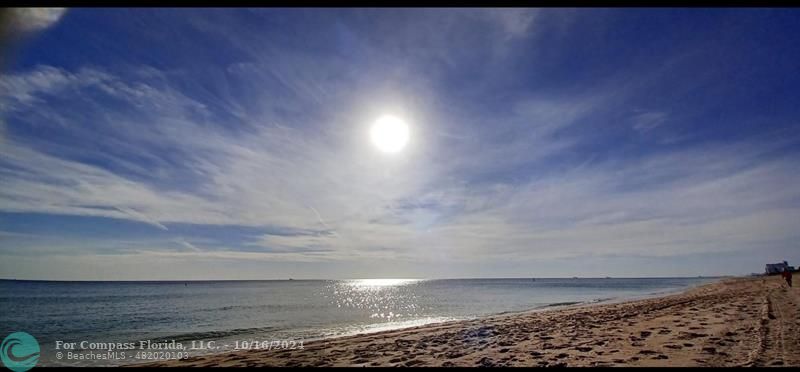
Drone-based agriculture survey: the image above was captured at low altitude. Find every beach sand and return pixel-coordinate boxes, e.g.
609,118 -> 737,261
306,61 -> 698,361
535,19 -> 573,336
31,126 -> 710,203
145,275 -> 799,367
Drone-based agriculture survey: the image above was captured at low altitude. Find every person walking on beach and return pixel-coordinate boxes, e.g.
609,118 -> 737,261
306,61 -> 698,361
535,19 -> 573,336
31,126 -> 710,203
782,269 -> 793,287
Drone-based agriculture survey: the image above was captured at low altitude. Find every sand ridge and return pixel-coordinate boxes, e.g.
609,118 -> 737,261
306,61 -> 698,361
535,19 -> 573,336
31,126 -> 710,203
143,275 -> 799,367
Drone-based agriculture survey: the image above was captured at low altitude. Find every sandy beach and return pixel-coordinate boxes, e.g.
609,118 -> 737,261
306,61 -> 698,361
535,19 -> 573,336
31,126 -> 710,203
144,275 -> 799,367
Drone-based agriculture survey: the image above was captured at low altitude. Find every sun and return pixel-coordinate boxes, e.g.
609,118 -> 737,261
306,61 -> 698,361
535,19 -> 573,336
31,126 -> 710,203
370,115 -> 409,153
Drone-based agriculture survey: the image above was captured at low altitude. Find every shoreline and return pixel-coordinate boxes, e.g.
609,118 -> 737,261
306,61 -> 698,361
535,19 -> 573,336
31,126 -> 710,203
142,275 -> 799,367
125,279 -> 714,366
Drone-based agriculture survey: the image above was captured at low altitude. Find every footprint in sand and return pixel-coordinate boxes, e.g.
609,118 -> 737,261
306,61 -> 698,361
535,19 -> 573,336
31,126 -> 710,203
476,357 -> 495,367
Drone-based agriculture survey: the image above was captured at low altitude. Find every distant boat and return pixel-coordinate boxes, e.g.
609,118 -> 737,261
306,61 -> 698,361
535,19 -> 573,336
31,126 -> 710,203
289,278 -> 294,281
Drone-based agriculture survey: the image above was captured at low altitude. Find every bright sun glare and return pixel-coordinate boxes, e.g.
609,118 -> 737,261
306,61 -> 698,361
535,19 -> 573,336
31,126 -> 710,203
370,115 -> 409,153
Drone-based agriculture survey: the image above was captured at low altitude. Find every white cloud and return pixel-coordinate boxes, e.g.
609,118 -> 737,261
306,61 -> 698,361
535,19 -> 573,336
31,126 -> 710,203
5,8 -> 67,33
1,27 -> 798,279
632,111 -> 668,133
468,8 -> 539,39
480,9 -> 538,39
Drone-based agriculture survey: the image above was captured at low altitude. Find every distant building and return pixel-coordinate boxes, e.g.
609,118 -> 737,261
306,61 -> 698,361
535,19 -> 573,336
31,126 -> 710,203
765,261 -> 790,275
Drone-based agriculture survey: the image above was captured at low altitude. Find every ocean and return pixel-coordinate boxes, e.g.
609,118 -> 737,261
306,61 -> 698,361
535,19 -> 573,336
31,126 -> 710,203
0,277 -> 717,366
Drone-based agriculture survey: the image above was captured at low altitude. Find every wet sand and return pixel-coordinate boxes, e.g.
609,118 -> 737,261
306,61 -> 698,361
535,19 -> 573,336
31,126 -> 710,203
145,275 -> 799,367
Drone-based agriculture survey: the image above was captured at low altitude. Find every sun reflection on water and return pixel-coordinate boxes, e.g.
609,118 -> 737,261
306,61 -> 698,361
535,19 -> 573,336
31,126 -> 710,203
324,279 -> 425,321
348,278 -> 422,289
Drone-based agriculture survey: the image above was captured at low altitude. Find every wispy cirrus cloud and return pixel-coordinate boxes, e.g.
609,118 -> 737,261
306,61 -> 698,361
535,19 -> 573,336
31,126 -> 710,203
4,62 -> 798,266
630,111 -> 668,133
1,9 -> 799,279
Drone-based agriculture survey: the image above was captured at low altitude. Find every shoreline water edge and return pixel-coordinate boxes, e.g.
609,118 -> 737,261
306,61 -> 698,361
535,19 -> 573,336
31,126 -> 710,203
136,275 -> 798,367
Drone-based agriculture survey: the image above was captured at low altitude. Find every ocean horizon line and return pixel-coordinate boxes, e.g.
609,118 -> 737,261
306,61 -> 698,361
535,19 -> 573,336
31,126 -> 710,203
0,275 -> 730,283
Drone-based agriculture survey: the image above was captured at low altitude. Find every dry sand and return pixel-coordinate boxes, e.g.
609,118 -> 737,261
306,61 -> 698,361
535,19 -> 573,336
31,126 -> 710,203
145,275 -> 799,367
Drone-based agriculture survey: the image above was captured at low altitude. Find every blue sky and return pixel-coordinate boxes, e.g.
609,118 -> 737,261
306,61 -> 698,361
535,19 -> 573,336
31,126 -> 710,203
1,8 -> 799,280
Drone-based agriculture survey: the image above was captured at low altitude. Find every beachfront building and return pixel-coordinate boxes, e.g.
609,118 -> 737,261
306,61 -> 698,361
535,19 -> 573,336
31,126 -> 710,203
765,261 -> 791,275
